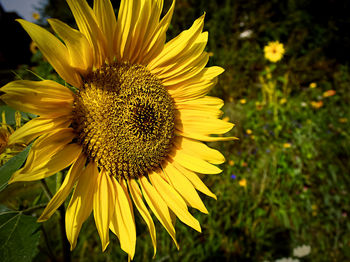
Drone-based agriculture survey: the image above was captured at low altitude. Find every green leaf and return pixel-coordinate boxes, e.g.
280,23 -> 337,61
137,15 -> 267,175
0,206 -> 40,262
0,105 -> 35,125
0,145 -> 31,192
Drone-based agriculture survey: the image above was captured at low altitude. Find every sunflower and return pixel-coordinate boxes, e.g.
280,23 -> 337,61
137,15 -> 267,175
264,41 -> 285,63
1,0 -> 235,258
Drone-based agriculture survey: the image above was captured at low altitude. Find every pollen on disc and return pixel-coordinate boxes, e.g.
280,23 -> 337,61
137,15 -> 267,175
72,62 -> 175,179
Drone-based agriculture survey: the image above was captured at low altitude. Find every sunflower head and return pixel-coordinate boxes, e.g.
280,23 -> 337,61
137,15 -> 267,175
73,62 -> 175,179
1,0 -> 236,259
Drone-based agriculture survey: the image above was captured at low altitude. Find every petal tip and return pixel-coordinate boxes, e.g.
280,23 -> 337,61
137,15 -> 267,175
102,241 -> 110,252
37,216 -> 47,223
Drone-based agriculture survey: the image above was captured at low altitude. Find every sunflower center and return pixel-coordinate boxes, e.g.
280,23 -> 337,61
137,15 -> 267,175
72,62 -> 175,179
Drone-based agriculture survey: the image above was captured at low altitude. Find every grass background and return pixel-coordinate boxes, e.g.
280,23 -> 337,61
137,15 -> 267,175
0,0 -> 350,261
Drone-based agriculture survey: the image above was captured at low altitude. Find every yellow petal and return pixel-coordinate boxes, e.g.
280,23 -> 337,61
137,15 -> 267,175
16,19 -> 81,87
93,0 -> 117,61
38,153 -> 86,222
93,169 -> 116,251
171,149 -> 222,175
170,79 -> 217,101
176,114 -> 234,135
9,143 -> 82,183
148,14 -> 205,72
127,0 -> 153,62
8,116 -> 71,146
140,0 -> 175,64
66,161 -> 99,250
161,52 -> 209,87
139,176 -> 179,249
16,128 -> 75,176
176,107 -> 223,121
166,66 -> 224,89
175,96 -> 224,110
175,130 -> 238,142
173,162 -> 217,199
66,0 -> 107,68
1,80 -> 73,117
109,177 -> 136,259
149,171 -> 201,232
114,0 -> 141,61
162,162 -> 208,213
174,137 -> 225,164
128,178 -> 157,257
151,33 -> 209,86
48,19 -> 93,74
170,75 -> 223,100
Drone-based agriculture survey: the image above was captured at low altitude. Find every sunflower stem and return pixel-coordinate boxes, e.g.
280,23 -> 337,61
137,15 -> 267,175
40,179 -> 53,200
59,204 -> 71,262
41,224 -> 58,262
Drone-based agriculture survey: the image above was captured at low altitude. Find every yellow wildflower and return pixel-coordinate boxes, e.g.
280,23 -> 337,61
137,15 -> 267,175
311,101 -> 323,109
239,98 -> 246,104
323,90 -> 336,97
239,179 -> 247,188
222,116 -> 230,122
32,12 -> 40,20
309,82 -> 317,89
228,160 -> 235,166
0,111 -> 25,165
255,101 -> 263,110
246,129 -> 252,135
264,41 -> 285,62
283,143 -> 291,148
311,204 -> 317,216
279,98 -> 287,105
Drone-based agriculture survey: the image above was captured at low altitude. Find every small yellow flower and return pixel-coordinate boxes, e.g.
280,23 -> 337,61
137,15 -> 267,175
283,143 -> 291,148
311,204 -> 317,216
311,101 -> 323,109
309,82 -> 317,89
264,41 -> 285,63
279,98 -> 287,104
255,101 -> 263,110
239,179 -> 247,188
32,12 -> 40,20
0,111 -> 25,165
239,98 -> 246,104
228,160 -> 235,166
246,129 -> 252,135
250,135 -> 255,140
339,118 -> 348,123
222,116 -> 230,122
323,90 -> 336,97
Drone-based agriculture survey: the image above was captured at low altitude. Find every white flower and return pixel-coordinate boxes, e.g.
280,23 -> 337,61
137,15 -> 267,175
293,245 -> 311,257
239,29 -> 253,39
275,258 -> 300,262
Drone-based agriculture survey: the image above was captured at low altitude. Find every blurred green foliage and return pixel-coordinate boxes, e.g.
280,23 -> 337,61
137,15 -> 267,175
0,0 -> 349,261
